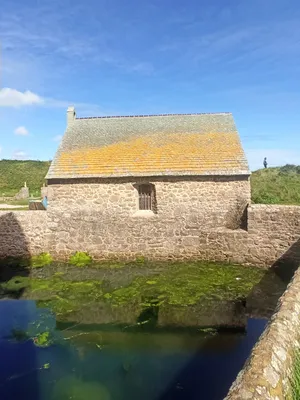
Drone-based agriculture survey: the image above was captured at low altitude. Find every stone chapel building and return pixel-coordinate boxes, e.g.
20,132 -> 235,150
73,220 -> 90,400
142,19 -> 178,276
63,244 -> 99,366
45,107 -> 250,259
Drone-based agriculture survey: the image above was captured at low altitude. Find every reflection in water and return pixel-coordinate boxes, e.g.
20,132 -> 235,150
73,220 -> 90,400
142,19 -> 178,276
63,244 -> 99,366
0,261 -> 292,400
0,299 -> 267,400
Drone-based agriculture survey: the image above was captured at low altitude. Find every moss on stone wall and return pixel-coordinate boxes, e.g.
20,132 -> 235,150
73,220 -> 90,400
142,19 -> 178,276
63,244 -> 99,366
31,253 -> 53,268
69,252 -> 92,267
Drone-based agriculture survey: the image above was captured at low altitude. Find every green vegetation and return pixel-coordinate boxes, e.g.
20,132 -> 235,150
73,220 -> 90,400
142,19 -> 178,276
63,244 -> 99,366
52,376 -> 111,400
0,159 -> 50,197
135,256 -> 147,264
0,262 -> 265,319
33,331 -> 52,347
290,350 -> 300,400
108,262 -> 264,307
1,276 -> 31,292
251,165 -> 300,205
69,252 -> 92,267
28,277 -> 103,317
4,199 -> 30,206
31,253 -> 53,268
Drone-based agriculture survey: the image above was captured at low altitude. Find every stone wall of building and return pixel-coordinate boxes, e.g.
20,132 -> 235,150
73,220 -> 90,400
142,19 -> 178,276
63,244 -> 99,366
224,265 -> 300,400
0,179 -> 299,270
44,175 -> 300,266
45,176 -> 250,259
47,176 -> 250,228
0,211 -> 47,258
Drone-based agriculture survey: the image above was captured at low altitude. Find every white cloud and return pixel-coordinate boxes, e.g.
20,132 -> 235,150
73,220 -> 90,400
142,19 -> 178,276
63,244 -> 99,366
0,88 -> 43,107
0,87 -> 103,115
53,135 -> 63,142
14,126 -> 29,136
246,148 -> 300,171
12,150 -> 27,160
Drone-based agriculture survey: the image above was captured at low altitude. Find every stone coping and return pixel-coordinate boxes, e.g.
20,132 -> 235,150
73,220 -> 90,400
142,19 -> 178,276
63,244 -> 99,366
224,266 -> 300,399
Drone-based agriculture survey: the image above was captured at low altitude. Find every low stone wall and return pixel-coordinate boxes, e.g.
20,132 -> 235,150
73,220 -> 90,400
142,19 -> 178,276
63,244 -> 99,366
247,205 -> 300,267
0,205 -> 299,269
0,211 -> 47,258
44,204 -> 300,267
224,266 -> 300,400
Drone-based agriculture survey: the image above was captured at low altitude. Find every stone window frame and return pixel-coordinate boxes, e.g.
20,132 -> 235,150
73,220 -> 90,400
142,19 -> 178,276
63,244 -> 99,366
132,182 -> 157,217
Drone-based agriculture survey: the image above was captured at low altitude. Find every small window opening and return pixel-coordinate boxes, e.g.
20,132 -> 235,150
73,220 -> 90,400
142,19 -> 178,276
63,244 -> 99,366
138,184 -> 154,211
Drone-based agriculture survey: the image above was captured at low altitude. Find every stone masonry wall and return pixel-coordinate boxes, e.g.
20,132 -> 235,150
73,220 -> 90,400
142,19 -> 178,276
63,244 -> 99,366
0,179 -> 299,269
0,211 -> 47,258
224,265 -> 300,400
47,176 -> 250,228
247,205 -> 300,267
45,176 -> 251,260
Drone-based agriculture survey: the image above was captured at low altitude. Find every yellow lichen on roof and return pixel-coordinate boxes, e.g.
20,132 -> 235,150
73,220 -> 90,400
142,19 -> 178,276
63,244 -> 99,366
53,132 -> 247,176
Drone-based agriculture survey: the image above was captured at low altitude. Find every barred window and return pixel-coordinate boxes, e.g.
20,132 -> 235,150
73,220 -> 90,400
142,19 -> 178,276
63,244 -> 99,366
138,184 -> 154,210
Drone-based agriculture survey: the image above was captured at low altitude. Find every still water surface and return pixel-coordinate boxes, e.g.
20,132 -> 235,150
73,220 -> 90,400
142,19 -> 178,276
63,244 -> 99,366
0,261 -> 290,400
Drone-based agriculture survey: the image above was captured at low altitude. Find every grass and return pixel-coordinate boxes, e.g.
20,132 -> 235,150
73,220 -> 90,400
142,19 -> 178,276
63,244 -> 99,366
4,199 -> 30,206
251,165 -> 300,205
0,198 -> 30,211
0,159 -> 50,197
0,207 -> 29,211
290,350 -> 300,400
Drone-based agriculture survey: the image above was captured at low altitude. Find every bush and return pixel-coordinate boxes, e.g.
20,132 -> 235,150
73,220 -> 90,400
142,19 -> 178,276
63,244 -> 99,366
69,252 -> 92,267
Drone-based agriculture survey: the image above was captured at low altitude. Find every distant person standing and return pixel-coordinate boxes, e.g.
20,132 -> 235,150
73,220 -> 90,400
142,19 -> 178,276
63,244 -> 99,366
263,157 -> 268,168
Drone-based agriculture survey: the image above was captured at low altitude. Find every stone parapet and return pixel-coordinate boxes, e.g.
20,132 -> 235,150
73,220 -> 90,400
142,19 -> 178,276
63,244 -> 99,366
224,265 -> 300,399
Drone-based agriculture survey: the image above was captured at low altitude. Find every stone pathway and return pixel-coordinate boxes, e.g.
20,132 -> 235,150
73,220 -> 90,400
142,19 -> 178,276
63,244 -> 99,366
0,204 -> 27,209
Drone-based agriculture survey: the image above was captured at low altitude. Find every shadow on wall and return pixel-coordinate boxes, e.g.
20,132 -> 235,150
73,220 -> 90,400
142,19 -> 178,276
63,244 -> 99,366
0,212 -> 31,284
225,201 -> 248,231
246,238 -> 300,320
271,238 -> 300,282
0,212 -> 40,400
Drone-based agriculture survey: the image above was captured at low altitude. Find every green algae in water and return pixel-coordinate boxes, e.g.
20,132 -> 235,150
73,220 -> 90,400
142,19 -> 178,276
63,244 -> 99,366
1,276 -> 30,292
109,262 -> 265,307
30,279 -> 103,316
1,261 -> 265,320
33,331 -> 52,347
52,376 -> 111,400
1,276 -> 104,317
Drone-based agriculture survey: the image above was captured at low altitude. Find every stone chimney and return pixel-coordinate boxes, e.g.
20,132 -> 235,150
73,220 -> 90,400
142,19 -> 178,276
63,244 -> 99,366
67,106 -> 76,126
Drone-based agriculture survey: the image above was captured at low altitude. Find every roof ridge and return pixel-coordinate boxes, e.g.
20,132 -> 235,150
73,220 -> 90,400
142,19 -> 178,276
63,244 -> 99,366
76,112 -> 232,120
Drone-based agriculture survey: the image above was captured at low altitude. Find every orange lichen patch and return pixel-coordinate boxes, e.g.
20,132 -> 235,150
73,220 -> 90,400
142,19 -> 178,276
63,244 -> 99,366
53,132 -> 247,176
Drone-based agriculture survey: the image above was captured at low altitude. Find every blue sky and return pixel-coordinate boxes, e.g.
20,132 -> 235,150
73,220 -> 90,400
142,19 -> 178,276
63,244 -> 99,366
0,0 -> 299,170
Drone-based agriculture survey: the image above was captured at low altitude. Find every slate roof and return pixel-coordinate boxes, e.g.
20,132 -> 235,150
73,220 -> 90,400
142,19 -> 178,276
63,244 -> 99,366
46,112 -> 250,179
